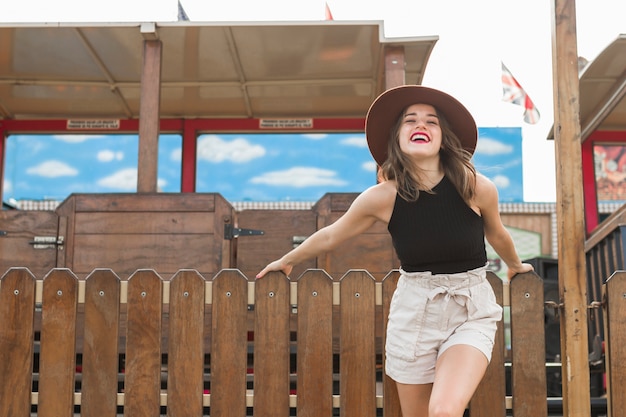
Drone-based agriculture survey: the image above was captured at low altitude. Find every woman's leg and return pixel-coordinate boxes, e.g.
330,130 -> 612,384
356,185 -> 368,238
395,382 -> 432,417
428,344 -> 489,417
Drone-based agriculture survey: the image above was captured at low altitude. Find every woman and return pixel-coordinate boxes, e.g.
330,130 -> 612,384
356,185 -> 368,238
257,85 -> 533,417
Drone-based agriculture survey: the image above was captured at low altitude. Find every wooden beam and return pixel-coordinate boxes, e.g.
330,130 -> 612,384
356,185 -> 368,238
137,39 -> 162,193
549,0 -> 591,415
384,46 -> 406,89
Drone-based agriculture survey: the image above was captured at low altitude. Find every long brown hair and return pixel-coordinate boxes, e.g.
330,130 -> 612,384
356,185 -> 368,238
379,106 -> 477,202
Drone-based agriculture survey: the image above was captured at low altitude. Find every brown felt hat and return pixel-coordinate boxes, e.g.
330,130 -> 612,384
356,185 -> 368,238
365,85 -> 478,166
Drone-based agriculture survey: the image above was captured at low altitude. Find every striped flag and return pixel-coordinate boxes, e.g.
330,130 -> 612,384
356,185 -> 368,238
501,62 -> 540,124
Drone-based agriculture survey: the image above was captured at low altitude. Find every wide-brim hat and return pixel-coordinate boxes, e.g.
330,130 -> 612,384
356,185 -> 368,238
365,85 -> 478,166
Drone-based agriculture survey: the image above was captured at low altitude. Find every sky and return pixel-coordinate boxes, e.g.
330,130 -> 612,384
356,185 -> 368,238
3,0 -> 626,202
4,128 -> 523,202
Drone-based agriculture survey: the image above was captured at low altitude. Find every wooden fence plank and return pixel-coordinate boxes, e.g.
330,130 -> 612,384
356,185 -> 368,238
167,270 -> 205,417
510,271 -> 548,417
254,271 -> 290,417
382,270 -> 401,416
340,270 -> 376,417
38,269 -> 79,417
296,270 -> 334,417
604,271 -> 626,416
123,270 -> 163,417
0,268 -> 36,417
210,269 -> 249,416
81,269 -> 121,417
470,271 -> 507,416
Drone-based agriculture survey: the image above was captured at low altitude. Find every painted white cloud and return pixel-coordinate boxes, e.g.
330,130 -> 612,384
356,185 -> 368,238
303,133 -> 327,140
170,148 -> 182,162
53,134 -> 106,143
492,175 -> 511,189
27,160 -> 78,177
250,167 -> 347,188
97,150 -> 124,162
197,135 -> 265,163
97,168 -> 137,190
341,136 -> 368,148
4,179 -> 12,194
362,161 -> 377,172
475,137 -> 514,156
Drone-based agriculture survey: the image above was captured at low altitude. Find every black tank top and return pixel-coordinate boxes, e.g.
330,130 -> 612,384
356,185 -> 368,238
387,176 -> 487,274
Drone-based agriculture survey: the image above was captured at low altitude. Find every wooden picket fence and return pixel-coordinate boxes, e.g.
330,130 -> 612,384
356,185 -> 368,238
0,267 -> 622,416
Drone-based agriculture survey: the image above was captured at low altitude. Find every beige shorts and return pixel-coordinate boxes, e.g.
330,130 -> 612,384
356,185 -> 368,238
385,264 -> 502,384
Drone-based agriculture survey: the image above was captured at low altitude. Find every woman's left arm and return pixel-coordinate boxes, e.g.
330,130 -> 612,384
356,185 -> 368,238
474,174 -> 534,280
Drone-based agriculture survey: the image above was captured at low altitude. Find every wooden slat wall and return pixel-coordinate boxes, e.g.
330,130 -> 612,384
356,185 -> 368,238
0,268 -> 585,416
0,211 -> 59,277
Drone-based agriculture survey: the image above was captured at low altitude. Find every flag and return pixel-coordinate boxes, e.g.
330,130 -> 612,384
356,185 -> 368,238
325,2 -> 334,20
501,62 -> 540,124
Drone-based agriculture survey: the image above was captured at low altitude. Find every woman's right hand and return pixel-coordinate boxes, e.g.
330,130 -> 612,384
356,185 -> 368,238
256,258 -> 293,279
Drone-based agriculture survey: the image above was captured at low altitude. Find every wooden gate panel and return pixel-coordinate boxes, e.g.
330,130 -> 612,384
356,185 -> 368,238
72,234 -> 217,278
38,269 -> 79,417
339,270 -> 376,416
81,269 -> 121,417
0,268 -> 36,417
235,209 -> 317,280
56,193 -> 235,278
0,211 -> 59,277
296,270 -> 333,416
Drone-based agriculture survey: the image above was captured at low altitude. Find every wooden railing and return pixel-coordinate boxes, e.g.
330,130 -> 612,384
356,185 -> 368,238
0,267 -> 620,416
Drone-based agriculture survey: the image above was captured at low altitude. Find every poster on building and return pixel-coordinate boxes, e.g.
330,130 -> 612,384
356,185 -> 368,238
594,143 -> 626,202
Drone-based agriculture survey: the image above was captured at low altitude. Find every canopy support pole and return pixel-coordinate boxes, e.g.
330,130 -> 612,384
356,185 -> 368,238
550,1 -> 591,415
138,24 -> 162,193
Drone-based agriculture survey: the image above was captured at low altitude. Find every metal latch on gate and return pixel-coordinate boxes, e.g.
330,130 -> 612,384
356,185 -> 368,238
224,224 -> 264,240
28,236 -> 64,250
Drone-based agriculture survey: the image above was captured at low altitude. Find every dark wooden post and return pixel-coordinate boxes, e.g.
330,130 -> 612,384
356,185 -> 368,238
137,23 -> 162,193
549,0 -> 591,415
384,45 -> 406,88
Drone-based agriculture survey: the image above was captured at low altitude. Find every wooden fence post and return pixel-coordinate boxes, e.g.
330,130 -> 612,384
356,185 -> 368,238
604,270 -> 626,416
340,270 -> 376,416
296,270 -> 334,416
38,269 -> 79,417
81,269 -> 121,417
510,271 -> 548,417
0,268 -> 36,417
470,271 -> 507,416
382,270 -> 402,416
210,269 -> 249,416
254,271 -> 291,416
124,270 -> 163,416
167,269 -> 206,416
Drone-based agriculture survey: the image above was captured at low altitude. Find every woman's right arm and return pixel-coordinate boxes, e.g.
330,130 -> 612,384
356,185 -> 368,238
256,181 -> 396,278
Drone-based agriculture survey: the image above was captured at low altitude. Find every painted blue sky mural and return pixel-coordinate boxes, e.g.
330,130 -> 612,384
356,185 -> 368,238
3,127 -> 523,203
